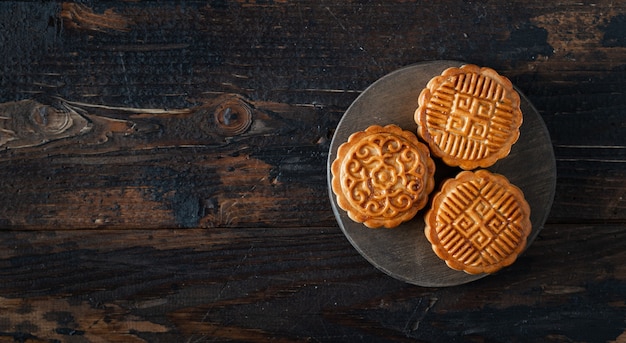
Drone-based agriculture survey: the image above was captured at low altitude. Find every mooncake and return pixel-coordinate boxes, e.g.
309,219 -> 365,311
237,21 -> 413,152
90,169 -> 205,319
415,64 -> 522,170
424,170 -> 531,274
331,124 -> 435,228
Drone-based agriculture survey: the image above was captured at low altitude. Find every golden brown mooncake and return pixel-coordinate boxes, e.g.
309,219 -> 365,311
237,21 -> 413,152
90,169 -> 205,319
424,170 -> 531,274
331,124 -> 435,229
415,64 -> 522,170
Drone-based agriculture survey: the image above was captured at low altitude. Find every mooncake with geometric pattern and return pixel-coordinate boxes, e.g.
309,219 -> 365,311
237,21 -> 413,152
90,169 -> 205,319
331,124 -> 436,229
415,64 -> 522,170
424,170 -> 531,274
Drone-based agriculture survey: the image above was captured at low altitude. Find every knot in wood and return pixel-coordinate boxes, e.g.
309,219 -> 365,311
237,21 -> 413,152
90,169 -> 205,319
213,98 -> 253,136
31,104 -> 73,134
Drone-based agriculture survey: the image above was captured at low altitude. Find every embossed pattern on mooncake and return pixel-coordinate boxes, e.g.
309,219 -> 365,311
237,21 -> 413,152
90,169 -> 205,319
331,124 -> 435,229
415,64 -> 522,170
425,170 -> 531,274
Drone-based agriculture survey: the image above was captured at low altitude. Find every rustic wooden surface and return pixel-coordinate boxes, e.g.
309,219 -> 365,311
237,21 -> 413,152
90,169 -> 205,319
0,1 -> 624,342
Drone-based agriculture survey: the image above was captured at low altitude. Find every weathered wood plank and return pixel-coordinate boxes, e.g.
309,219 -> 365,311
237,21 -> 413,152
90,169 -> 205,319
0,224 -> 623,341
0,95 -> 339,229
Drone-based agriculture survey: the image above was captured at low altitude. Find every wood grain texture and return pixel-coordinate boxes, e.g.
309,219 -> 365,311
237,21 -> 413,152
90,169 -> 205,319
0,0 -> 624,342
0,224 -> 624,342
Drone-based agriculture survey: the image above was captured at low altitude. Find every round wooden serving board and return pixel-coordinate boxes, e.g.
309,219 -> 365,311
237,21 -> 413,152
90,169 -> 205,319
327,60 -> 557,287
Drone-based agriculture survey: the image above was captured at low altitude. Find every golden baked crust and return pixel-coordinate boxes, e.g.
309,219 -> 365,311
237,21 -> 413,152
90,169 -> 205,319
331,124 -> 435,228
415,64 -> 522,170
424,170 -> 531,274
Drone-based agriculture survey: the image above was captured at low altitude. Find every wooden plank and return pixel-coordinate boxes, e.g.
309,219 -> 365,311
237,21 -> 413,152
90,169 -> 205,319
1,92 -> 621,228
0,224 -> 623,341
0,96 -> 339,229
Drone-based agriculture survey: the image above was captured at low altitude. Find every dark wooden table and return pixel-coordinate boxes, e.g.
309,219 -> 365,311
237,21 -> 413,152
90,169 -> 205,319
1,1 -> 624,342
